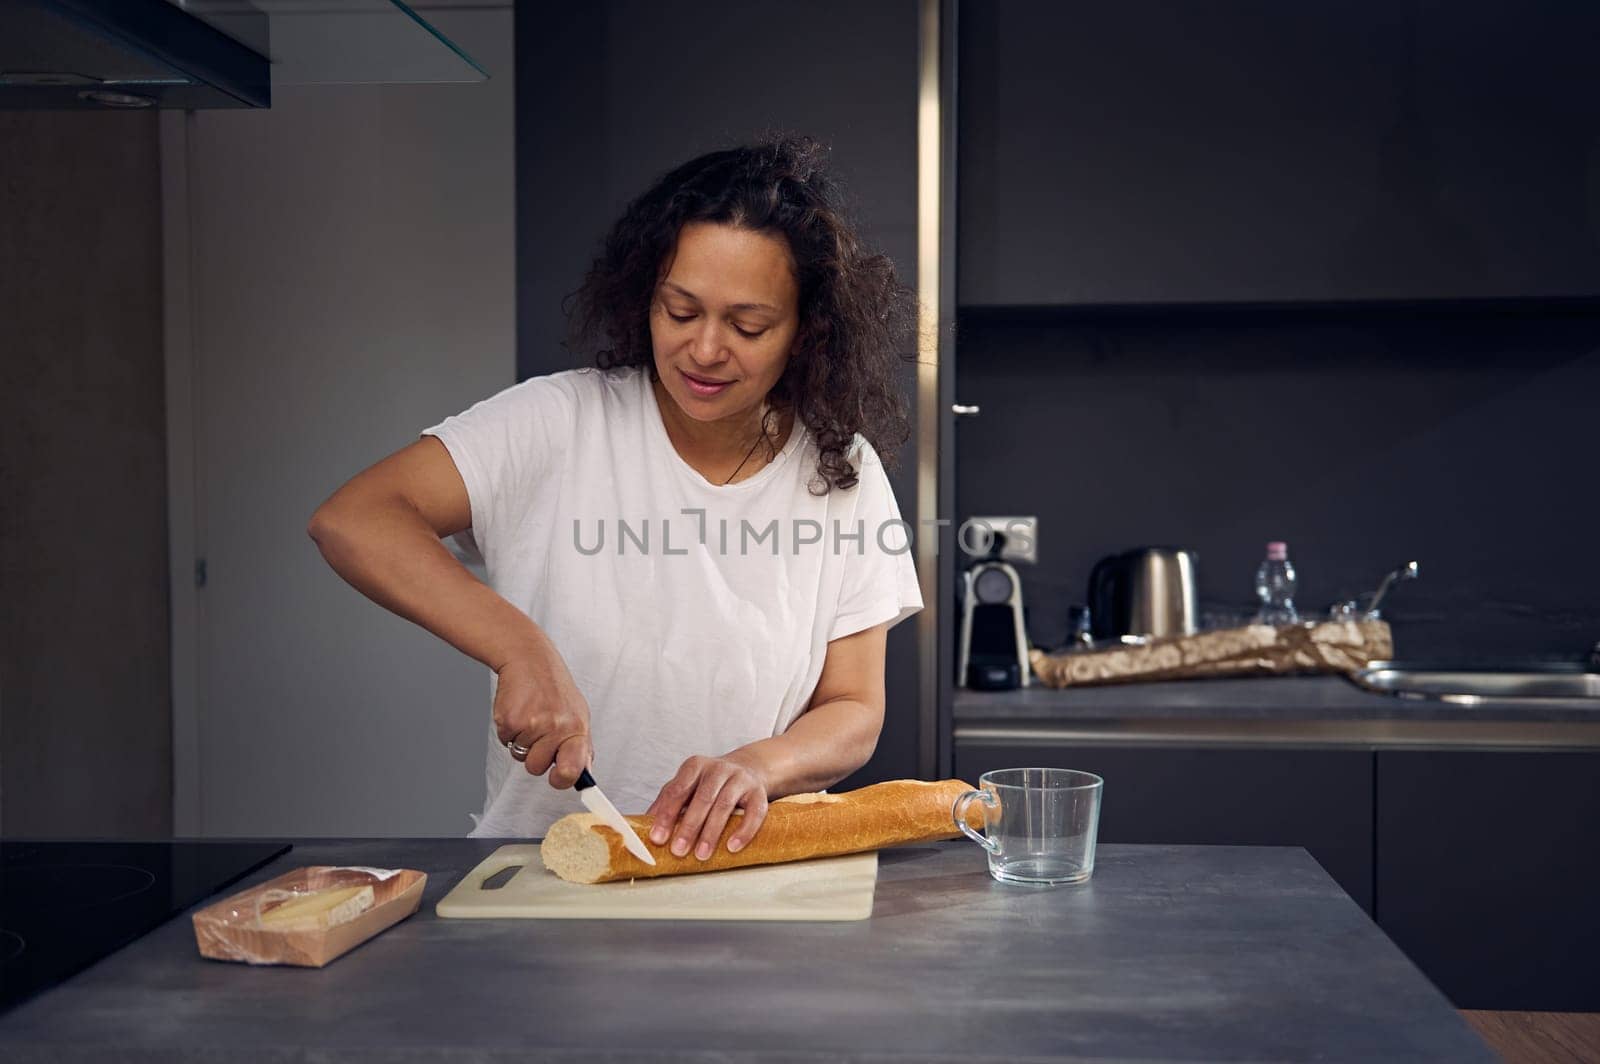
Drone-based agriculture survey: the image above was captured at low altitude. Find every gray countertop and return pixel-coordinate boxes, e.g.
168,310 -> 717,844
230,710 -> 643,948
955,674 -> 1600,724
0,839 -> 1493,1062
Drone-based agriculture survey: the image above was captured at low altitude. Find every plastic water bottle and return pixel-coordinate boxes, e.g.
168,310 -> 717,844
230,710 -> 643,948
1254,541 -> 1300,625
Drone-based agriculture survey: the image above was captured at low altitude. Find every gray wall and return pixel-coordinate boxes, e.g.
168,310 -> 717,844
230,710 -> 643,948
956,306 -> 1600,661
515,1 -> 925,788
174,6 -> 515,836
0,111 -> 173,837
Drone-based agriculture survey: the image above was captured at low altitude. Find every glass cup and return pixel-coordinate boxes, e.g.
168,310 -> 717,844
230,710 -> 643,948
953,768 -> 1103,885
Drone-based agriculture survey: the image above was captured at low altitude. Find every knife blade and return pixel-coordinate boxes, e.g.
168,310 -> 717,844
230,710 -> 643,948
575,768 -> 657,866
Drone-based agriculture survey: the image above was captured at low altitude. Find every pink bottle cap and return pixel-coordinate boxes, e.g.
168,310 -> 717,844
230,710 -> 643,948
1266,541 -> 1288,561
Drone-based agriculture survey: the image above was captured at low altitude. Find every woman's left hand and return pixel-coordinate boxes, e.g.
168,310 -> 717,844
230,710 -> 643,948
645,754 -> 770,861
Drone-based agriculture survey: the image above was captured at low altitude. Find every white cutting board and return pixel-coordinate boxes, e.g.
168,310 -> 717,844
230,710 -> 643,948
435,845 -> 877,921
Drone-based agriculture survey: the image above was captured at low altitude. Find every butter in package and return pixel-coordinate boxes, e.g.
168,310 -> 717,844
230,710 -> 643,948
192,865 -> 426,968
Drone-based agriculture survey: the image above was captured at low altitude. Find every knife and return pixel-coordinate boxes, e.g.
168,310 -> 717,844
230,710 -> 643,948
575,768 -> 657,866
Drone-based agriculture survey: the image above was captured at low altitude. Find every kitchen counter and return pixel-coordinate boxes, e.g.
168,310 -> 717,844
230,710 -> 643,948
954,676 -> 1600,750
0,839 -> 1493,1062
957,674 -> 1600,722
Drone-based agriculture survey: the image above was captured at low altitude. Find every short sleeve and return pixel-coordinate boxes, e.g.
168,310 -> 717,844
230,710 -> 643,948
418,373 -> 575,558
827,442 -> 925,642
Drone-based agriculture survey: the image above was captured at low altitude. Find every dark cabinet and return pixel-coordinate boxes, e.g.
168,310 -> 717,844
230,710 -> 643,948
1374,749 -> 1600,1011
516,1 -> 926,786
955,741 -> 1374,912
958,1 -> 1600,306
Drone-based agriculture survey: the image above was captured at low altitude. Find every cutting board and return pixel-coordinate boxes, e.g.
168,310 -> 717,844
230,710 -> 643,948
435,845 -> 878,921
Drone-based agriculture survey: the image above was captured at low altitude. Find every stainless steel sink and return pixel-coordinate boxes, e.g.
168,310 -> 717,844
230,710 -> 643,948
1351,661 -> 1600,707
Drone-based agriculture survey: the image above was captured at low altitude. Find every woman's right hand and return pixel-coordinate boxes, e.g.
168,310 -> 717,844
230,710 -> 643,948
492,646 -> 593,789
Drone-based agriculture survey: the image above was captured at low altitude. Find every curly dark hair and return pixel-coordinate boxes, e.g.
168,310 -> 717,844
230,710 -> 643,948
565,135 -> 917,493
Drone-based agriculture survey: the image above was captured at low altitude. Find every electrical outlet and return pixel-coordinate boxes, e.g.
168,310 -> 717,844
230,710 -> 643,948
963,515 -> 1038,564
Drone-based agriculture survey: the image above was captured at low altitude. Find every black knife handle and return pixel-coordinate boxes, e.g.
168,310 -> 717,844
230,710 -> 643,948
575,768 -> 596,791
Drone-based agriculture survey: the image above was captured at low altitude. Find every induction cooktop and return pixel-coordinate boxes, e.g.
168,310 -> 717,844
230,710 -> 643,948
0,840 -> 290,1013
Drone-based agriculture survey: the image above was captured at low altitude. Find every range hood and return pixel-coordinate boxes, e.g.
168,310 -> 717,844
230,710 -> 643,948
0,0 -> 488,110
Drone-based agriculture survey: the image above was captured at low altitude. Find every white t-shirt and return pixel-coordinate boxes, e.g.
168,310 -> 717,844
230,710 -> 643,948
419,365 -> 923,837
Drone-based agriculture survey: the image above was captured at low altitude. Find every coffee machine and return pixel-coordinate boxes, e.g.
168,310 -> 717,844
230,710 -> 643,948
957,537 -> 1031,690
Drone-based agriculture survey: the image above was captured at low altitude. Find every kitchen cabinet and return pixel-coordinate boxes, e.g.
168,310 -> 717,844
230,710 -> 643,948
1375,749 -> 1600,1011
955,740 -> 1374,912
958,1 -> 1600,306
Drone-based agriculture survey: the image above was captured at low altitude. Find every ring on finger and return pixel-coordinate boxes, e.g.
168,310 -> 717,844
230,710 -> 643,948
507,740 -> 530,761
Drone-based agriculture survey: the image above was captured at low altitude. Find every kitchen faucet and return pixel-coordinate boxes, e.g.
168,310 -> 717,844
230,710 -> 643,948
1330,560 -> 1421,620
1363,561 -> 1419,618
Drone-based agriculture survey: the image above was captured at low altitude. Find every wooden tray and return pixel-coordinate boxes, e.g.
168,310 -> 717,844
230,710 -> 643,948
193,865 -> 426,967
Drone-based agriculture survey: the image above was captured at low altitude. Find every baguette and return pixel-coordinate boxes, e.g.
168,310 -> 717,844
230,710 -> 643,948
540,778 -> 979,884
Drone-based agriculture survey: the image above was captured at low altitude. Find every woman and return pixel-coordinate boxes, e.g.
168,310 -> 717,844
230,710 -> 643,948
307,136 -> 922,859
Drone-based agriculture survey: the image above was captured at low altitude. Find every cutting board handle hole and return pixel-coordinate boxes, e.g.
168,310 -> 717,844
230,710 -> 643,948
482,865 -> 523,890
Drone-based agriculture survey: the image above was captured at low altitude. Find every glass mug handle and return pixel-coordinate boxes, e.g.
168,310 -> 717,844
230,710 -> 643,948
952,789 -> 1000,854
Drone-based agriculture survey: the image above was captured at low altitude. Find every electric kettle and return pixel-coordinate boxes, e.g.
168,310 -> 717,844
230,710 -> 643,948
1087,547 -> 1199,641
